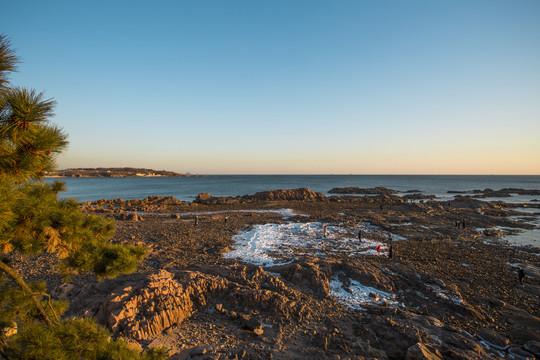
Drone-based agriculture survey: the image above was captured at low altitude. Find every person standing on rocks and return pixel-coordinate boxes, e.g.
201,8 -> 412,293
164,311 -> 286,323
323,225 -> 328,238
388,244 -> 393,259
518,268 -> 525,286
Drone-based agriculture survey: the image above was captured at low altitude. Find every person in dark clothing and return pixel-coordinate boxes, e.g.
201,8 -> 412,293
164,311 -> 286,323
388,244 -> 393,259
518,268 -> 525,285
358,230 -> 362,241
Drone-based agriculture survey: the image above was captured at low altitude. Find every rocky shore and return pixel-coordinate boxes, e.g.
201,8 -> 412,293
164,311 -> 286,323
11,188 -> 540,359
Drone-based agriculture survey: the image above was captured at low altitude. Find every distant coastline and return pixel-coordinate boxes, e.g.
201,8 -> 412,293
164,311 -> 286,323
46,167 -> 201,178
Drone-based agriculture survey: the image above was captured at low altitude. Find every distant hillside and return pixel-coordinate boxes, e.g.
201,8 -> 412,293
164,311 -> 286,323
46,167 -> 200,178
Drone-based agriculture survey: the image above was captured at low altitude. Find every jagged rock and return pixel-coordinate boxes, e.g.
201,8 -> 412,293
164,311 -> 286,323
95,269 -> 229,340
73,265 -> 308,342
271,262 -> 331,297
405,342 -> 442,360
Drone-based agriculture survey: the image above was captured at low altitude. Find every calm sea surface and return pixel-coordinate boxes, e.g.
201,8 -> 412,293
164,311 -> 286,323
47,175 -> 540,248
50,175 -> 540,203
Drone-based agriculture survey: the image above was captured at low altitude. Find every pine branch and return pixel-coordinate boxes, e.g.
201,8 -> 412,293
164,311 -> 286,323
0,259 -> 54,326
40,292 -> 60,323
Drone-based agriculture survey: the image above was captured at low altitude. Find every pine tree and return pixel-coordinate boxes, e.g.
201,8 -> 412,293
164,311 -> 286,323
0,34 -> 167,359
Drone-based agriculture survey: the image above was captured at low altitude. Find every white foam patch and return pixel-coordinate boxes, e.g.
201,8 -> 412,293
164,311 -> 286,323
223,222 -> 391,266
329,273 -> 397,310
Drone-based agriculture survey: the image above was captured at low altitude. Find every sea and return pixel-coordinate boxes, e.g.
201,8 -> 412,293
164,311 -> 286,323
47,175 -> 540,248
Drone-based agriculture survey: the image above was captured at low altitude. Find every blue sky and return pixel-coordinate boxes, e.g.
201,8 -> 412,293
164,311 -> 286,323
2,0 -> 539,174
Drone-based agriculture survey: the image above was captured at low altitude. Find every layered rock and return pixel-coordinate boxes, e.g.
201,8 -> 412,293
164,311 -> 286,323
96,270 -> 228,340
73,265 -> 308,341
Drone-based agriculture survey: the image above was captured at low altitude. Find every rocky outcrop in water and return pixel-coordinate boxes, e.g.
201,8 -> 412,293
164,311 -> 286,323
194,188 -> 327,204
244,188 -> 326,201
448,188 -> 540,198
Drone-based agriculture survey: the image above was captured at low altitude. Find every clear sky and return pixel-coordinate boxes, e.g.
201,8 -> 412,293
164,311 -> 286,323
2,0 -> 539,174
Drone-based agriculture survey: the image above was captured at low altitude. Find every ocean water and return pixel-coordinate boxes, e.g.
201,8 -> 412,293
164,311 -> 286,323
50,175 -> 540,203
47,175 -> 540,248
